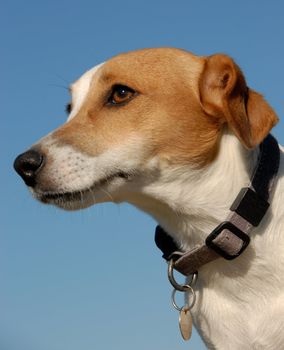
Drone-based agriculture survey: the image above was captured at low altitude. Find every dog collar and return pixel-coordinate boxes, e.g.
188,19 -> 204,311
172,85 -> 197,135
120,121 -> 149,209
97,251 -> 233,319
155,134 -> 280,276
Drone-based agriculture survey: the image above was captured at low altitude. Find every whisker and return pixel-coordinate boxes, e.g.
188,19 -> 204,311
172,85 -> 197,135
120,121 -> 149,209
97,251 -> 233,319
100,188 -> 114,202
48,83 -> 69,91
87,186 -> 97,204
53,73 -> 70,86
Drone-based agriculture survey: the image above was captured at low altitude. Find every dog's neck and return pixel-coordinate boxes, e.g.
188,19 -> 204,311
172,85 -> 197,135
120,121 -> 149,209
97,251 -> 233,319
128,131 -> 258,252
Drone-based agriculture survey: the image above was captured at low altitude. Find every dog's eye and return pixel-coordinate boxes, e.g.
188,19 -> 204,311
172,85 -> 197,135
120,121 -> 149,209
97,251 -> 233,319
65,102 -> 72,114
108,85 -> 136,105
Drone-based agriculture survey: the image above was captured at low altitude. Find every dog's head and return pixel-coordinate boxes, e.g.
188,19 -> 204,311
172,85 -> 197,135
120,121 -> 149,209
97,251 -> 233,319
14,48 -> 278,210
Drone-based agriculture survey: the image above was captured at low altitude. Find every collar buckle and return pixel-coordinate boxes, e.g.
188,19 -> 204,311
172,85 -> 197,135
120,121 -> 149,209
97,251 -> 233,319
205,221 -> 250,260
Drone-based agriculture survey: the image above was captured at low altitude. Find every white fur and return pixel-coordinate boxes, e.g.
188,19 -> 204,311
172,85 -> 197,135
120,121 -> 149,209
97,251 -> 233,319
33,64 -> 284,349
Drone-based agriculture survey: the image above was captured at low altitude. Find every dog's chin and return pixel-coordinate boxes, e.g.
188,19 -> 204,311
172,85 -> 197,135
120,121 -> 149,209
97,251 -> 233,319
31,171 -> 133,211
33,189 -> 98,211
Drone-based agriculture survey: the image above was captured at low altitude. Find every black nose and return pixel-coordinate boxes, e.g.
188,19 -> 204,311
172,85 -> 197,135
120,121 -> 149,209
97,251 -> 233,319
14,149 -> 44,187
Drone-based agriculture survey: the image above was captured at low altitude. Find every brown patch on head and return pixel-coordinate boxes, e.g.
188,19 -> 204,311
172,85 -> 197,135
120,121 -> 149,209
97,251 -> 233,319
53,49 -> 278,171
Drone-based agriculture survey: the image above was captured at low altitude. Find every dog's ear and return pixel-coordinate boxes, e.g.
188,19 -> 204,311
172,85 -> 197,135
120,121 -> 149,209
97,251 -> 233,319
199,54 -> 278,148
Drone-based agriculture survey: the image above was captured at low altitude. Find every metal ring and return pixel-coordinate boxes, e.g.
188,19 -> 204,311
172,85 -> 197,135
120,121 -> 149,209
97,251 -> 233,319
167,259 -> 198,292
171,286 -> 196,311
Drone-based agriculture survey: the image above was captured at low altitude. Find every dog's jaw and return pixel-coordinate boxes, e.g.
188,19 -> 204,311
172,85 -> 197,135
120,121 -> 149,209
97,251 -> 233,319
33,170 -> 132,210
31,133 -> 151,210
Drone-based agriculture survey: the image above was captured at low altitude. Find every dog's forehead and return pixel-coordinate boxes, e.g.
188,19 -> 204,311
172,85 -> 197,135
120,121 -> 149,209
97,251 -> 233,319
67,48 -> 204,121
99,48 -> 203,83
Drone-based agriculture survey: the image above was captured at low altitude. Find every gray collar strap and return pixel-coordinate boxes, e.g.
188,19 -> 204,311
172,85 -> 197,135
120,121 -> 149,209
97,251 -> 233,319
155,134 -> 280,276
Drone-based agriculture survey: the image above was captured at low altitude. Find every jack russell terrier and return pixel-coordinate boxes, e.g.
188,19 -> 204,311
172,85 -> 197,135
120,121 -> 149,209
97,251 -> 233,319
14,48 -> 284,349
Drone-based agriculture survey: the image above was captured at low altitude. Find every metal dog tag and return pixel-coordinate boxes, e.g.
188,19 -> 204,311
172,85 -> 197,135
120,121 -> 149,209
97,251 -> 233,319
179,306 -> 192,341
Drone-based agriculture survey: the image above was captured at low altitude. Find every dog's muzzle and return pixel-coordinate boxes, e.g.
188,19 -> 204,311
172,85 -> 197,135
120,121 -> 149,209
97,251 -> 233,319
14,149 -> 44,187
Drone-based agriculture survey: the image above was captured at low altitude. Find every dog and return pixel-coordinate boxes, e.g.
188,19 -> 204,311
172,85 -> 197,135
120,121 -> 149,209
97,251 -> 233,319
14,48 -> 284,349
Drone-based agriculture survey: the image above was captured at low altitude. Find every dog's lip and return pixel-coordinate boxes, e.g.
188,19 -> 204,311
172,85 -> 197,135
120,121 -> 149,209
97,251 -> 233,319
37,171 -> 132,203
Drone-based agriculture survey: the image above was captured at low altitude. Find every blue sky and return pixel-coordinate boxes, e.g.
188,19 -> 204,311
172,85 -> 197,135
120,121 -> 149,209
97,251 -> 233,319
2,1 -> 284,349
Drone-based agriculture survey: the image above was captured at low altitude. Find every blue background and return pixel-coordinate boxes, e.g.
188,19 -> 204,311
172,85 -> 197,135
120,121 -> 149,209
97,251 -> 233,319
2,1 -> 284,349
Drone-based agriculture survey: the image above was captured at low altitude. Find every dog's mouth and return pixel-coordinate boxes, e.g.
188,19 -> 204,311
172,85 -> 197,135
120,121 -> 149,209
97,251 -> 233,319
36,171 -> 133,206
